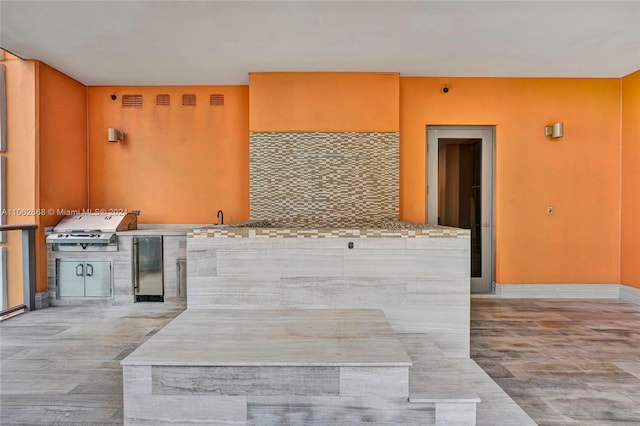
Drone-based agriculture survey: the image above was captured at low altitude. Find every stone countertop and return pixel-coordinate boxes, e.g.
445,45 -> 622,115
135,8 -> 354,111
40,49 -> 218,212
122,309 -> 412,367
117,224 -> 209,236
190,220 -> 469,239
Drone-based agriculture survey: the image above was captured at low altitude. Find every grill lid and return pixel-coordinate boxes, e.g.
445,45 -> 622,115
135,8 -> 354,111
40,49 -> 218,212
52,212 -> 137,233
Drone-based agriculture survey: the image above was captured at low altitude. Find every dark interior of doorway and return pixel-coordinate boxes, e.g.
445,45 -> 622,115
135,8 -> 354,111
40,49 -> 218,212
438,138 -> 482,277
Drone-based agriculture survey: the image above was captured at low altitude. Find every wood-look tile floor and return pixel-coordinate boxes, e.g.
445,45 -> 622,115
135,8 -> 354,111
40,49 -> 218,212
472,299 -> 640,425
2,299 -> 639,425
0,304 -> 184,425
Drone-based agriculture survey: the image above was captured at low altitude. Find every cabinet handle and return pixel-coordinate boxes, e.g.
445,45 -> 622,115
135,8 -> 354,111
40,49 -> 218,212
75,264 -> 84,277
86,264 -> 94,277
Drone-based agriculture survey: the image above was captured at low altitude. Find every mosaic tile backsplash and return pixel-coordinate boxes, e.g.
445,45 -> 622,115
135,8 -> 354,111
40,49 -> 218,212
250,132 -> 399,226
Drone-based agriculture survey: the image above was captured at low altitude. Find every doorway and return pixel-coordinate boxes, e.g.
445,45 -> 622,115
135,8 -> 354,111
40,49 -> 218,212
427,126 -> 494,293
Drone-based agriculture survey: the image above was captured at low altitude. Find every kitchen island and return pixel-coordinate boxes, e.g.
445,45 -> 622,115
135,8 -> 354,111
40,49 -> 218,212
187,221 -> 471,358
122,221 -> 478,425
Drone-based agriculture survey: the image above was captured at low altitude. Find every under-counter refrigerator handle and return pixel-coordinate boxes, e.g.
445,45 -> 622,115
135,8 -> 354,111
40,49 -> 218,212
86,263 -> 94,277
75,263 -> 84,277
177,259 -> 184,300
132,239 -> 139,291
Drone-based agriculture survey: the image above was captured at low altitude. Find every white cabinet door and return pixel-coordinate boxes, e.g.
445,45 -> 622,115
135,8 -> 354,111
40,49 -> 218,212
58,261 -> 86,297
84,261 -> 111,297
58,260 -> 111,298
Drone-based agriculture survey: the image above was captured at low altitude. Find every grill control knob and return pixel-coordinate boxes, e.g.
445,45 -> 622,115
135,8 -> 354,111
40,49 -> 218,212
58,234 -> 63,237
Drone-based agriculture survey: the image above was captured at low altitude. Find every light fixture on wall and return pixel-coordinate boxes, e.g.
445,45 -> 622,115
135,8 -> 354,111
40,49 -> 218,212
107,128 -> 124,143
544,122 -> 564,139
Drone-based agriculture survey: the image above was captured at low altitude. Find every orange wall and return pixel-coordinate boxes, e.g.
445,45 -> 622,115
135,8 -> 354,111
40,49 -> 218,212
621,70 -> 640,289
3,58 -> 634,294
36,62 -> 88,292
87,86 -> 249,224
2,53 -> 37,305
400,77 -> 621,284
249,72 -> 399,132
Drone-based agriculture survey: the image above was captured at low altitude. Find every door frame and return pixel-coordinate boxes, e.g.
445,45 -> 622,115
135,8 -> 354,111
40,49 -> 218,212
426,126 -> 495,293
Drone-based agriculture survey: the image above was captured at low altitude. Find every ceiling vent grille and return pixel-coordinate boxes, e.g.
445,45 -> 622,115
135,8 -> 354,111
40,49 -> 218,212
182,94 -> 196,107
156,94 -> 170,106
122,95 -> 143,108
210,94 -> 225,107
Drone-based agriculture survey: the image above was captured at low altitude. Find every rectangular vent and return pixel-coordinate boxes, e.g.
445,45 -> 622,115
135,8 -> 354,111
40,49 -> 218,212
122,95 -> 143,108
156,94 -> 170,106
182,94 -> 196,107
210,94 -> 225,106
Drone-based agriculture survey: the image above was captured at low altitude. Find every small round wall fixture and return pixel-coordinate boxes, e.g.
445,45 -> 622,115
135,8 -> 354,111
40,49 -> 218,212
441,85 -> 450,94
110,94 -> 117,101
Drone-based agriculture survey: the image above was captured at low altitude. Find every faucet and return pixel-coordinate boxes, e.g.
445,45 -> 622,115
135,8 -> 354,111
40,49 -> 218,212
216,210 -> 224,225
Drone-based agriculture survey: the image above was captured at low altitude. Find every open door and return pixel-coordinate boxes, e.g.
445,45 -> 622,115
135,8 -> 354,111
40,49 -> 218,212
427,126 -> 494,293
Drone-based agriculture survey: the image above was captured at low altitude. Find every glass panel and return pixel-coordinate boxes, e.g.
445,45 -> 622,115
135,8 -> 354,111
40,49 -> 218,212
0,247 -> 6,309
136,237 -> 163,296
470,142 -> 482,278
437,139 -> 482,277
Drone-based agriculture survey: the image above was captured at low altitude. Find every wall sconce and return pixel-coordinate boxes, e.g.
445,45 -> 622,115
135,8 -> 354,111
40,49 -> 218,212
107,128 -> 124,143
544,122 -> 564,139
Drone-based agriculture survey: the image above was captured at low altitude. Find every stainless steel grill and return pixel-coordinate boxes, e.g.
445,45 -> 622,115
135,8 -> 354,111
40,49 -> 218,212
46,212 -> 137,251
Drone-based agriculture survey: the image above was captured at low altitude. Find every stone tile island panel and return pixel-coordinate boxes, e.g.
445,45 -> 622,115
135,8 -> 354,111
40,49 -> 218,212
188,225 -> 471,358
250,132 -> 399,226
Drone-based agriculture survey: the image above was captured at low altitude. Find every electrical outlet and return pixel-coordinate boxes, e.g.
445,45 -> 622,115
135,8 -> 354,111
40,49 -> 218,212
547,206 -> 553,216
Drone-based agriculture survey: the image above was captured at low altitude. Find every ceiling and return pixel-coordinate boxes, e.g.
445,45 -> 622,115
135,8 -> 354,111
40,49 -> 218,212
1,1 -> 639,85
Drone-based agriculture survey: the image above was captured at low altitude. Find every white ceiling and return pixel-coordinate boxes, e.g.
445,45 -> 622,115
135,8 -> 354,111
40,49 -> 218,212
1,1 -> 639,85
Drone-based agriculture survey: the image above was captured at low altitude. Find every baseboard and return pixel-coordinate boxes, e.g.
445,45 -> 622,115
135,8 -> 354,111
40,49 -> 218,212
494,283 -> 620,299
620,284 -> 640,305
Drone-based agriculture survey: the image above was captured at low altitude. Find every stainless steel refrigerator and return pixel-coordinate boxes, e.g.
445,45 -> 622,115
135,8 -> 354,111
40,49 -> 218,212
132,236 -> 164,302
